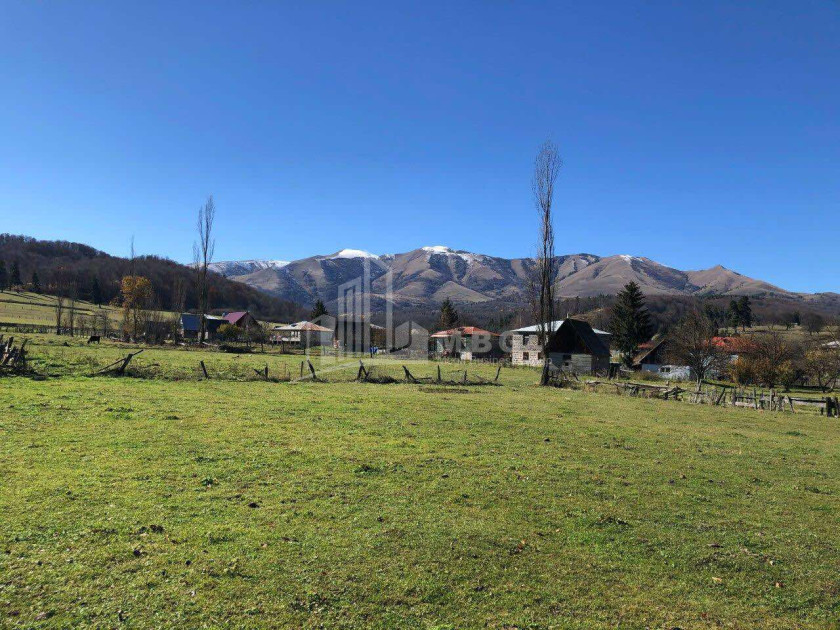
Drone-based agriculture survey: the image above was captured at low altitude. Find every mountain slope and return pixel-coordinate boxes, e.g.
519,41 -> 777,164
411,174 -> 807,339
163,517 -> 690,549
684,265 -> 788,296
215,246 -> 815,309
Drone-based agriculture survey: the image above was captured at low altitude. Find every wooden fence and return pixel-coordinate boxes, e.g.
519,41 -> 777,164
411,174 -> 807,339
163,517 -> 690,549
581,378 -> 839,417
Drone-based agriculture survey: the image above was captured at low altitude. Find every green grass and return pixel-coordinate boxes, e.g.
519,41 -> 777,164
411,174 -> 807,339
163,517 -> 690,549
0,290 -> 127,328
1,340 -> 839,628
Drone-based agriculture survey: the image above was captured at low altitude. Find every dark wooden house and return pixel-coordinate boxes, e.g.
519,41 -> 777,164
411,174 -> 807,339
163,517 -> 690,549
545,319 -> 611,374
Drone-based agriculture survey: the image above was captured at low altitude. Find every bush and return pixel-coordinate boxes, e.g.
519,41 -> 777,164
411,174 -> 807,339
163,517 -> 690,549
218,323 -> 241,342
729,357 -> 756,385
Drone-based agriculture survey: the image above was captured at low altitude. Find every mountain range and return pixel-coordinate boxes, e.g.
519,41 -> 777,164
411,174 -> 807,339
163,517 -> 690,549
209,246 -> 837,311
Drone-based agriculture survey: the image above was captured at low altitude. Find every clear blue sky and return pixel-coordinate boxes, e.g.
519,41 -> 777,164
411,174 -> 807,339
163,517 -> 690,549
1,1 -> 837,292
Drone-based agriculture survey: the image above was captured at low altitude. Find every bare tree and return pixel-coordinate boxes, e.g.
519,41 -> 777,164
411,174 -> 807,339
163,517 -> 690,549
52,266 -> 71,335
54,294 -> 65,335
194,196 -> 216,343
66,280 -> 77,336
532,141 -> 561,386
666,309 -> 729,385
172,275 -> 188,314
94,309 -> 110,337
123,237 -> 136,338
802,326 -> 840,391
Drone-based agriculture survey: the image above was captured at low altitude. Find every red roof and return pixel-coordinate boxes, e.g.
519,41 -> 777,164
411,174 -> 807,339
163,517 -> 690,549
430,326 -> 498,338
223,311 -> 249,325
712,336 -> 756,353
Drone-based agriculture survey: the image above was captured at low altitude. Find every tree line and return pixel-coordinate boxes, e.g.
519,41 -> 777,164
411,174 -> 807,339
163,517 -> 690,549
0,232 -> 306,323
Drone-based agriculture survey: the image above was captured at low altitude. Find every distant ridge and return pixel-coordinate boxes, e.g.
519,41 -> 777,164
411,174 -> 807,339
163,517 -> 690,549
209,246 -> 834,309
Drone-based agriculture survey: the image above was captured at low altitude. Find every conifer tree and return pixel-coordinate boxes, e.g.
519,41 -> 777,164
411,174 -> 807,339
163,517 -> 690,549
31,271 -> 41,293
310,299 -> 328,321
609,281 -> 652,366
10,260 -> 22,287
91,277 -> 103,305
736,295 -> 752,331
0,260 -> 7,291
439,298 -> 459,329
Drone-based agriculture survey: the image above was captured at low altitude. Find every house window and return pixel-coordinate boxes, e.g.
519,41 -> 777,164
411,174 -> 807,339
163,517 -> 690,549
537,352 -> 543,360
523,352 -> 529,361
660,366 -> 671,373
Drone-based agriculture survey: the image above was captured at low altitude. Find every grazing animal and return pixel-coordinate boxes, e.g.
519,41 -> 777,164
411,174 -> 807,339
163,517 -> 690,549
87,335 -> 101,344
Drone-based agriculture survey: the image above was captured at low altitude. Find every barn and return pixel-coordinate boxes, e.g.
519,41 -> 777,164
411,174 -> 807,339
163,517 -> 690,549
544,319 -> 611,374
511,320 -> 611,368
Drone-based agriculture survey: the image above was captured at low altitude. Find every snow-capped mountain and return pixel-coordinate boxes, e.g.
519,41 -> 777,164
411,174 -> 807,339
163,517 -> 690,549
209,246 -> 800,308
208,259 -> 290,276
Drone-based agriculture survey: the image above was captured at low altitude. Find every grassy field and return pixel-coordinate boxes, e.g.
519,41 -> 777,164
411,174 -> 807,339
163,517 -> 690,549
1,337 -> 839,628
0,290 -> 124,328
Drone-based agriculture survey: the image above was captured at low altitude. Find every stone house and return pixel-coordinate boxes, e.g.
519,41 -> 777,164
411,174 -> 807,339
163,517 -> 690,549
511,320 -> 611,369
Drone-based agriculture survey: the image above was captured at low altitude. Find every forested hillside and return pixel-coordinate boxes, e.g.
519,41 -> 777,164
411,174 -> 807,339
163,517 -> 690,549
0,234 -> 306,322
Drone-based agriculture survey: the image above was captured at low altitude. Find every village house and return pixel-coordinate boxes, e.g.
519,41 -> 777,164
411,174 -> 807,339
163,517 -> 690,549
179,313 -> 226,341
511,320 -> 611,369
430,326 -> 503,361
222,311 -> 258,330
271,321 -> 334,349
632,336 -> 692,380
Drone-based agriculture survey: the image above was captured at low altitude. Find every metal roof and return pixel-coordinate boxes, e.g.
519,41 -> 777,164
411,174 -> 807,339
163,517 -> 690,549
430,326 -> 498,338
272,321 -> 332,333
513,320 -> 610,336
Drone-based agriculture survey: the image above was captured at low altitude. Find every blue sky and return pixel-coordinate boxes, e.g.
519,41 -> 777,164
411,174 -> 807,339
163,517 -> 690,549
0,1 -> 837,292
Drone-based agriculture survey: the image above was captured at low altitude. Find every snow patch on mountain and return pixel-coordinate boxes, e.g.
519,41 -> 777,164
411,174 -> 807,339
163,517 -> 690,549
209,259 -> 290,276
326,249 -> 380,260
422,245 -> 484,263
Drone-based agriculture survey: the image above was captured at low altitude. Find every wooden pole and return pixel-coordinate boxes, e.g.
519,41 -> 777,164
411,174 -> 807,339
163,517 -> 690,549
200,360 -> 209,378
115,350 -> 143,375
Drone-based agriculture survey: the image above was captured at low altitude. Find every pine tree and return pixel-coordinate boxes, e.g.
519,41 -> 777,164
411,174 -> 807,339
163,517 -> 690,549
736,296 -> 752,331
310,298 -> 328,321
0,260 -> 7,291
91,277 -> 103,305
727,299 -> 741,330
439,298 -> 459,330
609,281 -> 652,366
31,271 -> 41,293
10,260 -> 22,287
